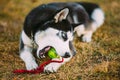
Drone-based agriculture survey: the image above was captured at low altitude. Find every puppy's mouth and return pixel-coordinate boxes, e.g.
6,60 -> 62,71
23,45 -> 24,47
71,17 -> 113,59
39,46 -> 51,58
39,46 -> 71,58
62,55 -> 71,58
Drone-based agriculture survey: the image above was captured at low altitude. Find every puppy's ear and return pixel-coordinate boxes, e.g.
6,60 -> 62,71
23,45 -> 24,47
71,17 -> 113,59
54,8 -> 69,23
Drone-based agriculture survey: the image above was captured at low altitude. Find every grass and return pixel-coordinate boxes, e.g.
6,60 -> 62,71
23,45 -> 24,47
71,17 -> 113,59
0,0 -> 120,80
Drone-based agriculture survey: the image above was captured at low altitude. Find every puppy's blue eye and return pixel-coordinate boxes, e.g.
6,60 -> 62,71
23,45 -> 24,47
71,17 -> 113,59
61,32 -> 68,41
57,31 -> 68,41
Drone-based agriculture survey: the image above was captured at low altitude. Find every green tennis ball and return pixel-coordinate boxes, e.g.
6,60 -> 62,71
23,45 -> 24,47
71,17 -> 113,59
47,48 -> 59,59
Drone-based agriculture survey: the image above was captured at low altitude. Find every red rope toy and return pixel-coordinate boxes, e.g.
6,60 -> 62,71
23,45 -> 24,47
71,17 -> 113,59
13,46 -> 64,74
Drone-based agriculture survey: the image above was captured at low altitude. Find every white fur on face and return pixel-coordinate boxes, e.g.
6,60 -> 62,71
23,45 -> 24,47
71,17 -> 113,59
35,28 -> 72,58
67,31 -> 74,41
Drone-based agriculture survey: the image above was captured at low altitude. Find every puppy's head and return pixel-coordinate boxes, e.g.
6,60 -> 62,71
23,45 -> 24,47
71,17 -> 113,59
35,8 -> 76,58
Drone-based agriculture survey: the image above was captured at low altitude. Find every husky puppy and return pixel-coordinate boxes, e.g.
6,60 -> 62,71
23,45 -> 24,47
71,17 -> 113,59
19,2 -> 104,73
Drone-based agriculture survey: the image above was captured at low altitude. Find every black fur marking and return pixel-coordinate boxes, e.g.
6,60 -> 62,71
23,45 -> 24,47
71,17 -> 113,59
23,4 -> 56,38
23,4 -> 72,38
19,38 -> 24,51
48,2 -> 90,24
78,2 -> 99,20
40,20 -> 71,32
71,22 -> 83,29
23,2 -> 100,39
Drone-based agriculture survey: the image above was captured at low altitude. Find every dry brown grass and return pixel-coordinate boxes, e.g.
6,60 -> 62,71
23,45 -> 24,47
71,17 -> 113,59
0,0 -> 120,80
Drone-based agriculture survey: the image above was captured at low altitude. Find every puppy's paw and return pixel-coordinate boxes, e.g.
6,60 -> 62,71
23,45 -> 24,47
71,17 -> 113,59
25,60 -> 38,70
44,63 -> 62,73
82,35 -> 92,42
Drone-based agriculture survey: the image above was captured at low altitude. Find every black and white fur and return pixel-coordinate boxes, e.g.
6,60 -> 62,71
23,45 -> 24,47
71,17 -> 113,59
48,2 -> 104,42
19,2 -> 104,73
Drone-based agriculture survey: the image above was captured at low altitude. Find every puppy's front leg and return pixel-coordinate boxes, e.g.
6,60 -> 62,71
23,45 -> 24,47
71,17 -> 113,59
44,57 -> 71,73
20,45 -> 38,70
19,31 -> 38,70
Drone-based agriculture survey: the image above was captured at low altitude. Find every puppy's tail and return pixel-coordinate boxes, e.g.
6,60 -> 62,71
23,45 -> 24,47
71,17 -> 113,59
91,8 -> 105,28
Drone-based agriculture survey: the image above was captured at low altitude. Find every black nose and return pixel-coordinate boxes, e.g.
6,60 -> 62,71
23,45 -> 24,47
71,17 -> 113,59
64,52 -> 71,58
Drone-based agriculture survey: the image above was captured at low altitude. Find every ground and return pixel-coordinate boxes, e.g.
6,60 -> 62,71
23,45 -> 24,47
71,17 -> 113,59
0,0 -> 120,80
